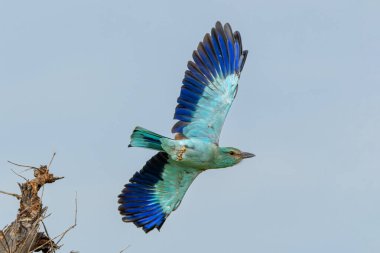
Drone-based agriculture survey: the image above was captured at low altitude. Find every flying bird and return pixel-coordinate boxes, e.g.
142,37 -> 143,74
118,21 -> 254,233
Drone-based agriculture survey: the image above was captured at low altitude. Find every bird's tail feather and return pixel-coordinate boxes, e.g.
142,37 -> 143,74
129,127 -> 166,151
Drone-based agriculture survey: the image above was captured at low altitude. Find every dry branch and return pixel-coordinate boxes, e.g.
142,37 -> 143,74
0,159 -> 65,253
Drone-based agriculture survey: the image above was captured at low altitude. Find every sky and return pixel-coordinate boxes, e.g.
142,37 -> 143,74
0,0 -> 379,252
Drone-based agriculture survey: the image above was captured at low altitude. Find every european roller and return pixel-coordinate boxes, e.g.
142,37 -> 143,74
118,21 -> 254,233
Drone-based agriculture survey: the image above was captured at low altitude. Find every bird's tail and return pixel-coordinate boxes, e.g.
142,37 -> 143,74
128,127 -> 166,151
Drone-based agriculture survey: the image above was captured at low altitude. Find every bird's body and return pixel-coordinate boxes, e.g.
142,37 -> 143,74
119,21 -> 255,233
161,137 -> 218,168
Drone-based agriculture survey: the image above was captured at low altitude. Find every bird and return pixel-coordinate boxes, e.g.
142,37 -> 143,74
118,21 -> 255,233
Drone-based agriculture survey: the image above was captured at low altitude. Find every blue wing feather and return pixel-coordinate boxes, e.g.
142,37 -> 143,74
197,43 -> 217,79
179,87 -> 201,101
192,51 -> 213,82
177,97 -> 197,111
224,23 -> 235,74
143,214 -> 165,232
175,107 -> 194,117
130,172 -> 158,185
234,40 -> 240,72
124,183 -> 156,191
123,201 -> 159,209
215,22 -> 230,75
211,28 -> 226,77
125,204 -> 162,214
171,121 -> 188,133
203,33 -> 222,77
174,114 -> 192,123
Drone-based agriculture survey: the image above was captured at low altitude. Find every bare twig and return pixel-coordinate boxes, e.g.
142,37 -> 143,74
0,190 -> 21,199
55,192 -> 78,245
36,220 -> 55,253
10,169 -> 28,181
47,152 -> 56,170
40,184 -> 45,201
42,212 -> 52,220
120,245 -> 131,253
7,160 -> 38,170
33,192 -> 78,252
41,221 -> 50,241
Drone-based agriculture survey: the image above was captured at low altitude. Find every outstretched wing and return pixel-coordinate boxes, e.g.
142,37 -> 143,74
118,152 -> 202,233
172,21 -> 248,143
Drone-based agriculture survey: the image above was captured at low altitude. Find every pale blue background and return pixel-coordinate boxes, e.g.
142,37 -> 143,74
1,1 -> 379,252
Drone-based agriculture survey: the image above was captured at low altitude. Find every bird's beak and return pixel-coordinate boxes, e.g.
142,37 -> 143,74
241,152 -> 255,159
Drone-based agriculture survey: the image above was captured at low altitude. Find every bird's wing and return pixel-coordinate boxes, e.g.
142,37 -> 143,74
172,21 -> 248,143
118,152 -> 202,233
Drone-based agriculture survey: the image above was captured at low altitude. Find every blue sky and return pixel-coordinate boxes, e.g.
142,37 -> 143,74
1,1 -> 379,252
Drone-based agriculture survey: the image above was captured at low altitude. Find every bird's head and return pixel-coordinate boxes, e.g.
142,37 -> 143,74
215,147 -> 255,168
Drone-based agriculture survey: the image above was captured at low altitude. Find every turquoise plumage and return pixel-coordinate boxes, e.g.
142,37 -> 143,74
118,21 -> 255,233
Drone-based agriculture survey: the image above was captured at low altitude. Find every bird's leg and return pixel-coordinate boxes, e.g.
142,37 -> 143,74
176,146 -> 187,161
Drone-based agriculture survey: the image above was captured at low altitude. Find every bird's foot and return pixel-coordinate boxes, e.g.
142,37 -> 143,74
176,146 -> 186,161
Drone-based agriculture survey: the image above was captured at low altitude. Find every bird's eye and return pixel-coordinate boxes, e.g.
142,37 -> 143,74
229,151 -> 235,155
